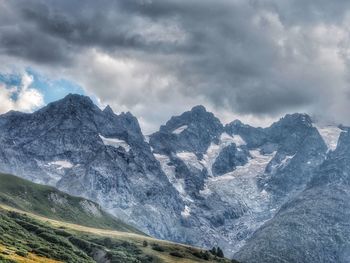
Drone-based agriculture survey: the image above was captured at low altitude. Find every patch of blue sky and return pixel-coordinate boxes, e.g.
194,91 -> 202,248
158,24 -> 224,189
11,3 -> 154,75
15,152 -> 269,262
0,73 -> 22,100
0,68 -> 95,106
26,68 -> 86,104
0,73 -> 21,86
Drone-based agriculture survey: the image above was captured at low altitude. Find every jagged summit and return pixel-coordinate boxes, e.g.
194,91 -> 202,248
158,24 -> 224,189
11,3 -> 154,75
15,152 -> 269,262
150,105 -> 223,154
63,93 -> 93,101
162,104 -> 221,129
230,119 -> 244,126
103,105 -> 114,115
31,93 -> 100,122
271,113 -> 313,128
45,93 -> 95,108
190,104 -> 207,113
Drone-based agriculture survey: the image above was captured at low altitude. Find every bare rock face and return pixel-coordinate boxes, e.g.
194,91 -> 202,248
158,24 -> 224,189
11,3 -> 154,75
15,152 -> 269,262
149,108 -> 329,256
235,129 -> 350,263
0,94 -> 184,240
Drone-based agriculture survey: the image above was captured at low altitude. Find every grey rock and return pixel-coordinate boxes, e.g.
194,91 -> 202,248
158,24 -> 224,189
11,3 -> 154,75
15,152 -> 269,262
212,144 -> 249,176
235,129 -> 350,263
0,94 -> 184,240
150,105 -> 224,155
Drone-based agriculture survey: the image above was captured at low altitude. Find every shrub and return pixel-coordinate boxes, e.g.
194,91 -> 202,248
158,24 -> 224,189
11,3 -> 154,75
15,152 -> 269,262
169,251 -> 184,258
69,237 -> 92,253
137,255 -> 154,262
151,244 -> 165,252
103,237 -> 113,248
143,240 -> 148,247
15,221 -> 39,232
192,250 -> 210,260
38,232 -> 72,248
27,243 -> 40,250
54,229 -> 72,237
217,247 -> 224,258
0,255 -> 17,263
15,250 -> 28,257
209,246 -> 224,258
32,246 -> 52,256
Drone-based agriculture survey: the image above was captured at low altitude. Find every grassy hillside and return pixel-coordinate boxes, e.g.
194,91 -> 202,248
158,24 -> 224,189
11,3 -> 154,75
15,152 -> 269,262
0,173 -> 141,234
0,173 -> 234,262
0,205 -> 232,263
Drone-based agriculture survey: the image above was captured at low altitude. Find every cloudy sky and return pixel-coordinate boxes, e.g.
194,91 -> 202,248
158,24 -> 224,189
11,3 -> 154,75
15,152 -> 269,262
1,0 -> 350,133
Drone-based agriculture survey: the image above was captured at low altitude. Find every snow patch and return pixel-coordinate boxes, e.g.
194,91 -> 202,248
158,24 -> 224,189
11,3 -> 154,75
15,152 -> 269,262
280,154 -> 294,167
99,134 -> 131,152
209,150 -> 275,183
173,132 -> 247,175
172,125 -> 188,135
201,132 -> 245,176
48,160 -> 74,170
154,154 -> 187,197
267,154 -> 295,174
144,135 -> 150,143
201,150 -> 276,252
315,125 -> 342,151
231,134 -> 246,146
199,187 -> 213,197
181,205 -> 191,218
176,151 -> 203,170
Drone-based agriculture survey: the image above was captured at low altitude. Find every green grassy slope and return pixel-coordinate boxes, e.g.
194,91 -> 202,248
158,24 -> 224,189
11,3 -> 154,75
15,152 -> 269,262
0,208 -> 154,263
0,173 -> 141,234
0,205 -> 233,263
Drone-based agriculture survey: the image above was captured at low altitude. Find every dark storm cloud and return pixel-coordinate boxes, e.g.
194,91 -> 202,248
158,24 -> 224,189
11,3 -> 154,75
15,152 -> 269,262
2,0 -> 196,61
271,0 -> 350,25
21,4 -> 146,49
1,0 -> 350,130
0,24 -> 72,64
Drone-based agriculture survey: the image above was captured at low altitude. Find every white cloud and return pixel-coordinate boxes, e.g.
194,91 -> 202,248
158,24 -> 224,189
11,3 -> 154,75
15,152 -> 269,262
0,72 -> 44,114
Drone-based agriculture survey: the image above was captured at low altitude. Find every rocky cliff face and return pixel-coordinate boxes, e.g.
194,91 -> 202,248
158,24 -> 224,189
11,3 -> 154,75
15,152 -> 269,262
0,94 -> 345,259
149,109 -> 332,255
0,94 -> 184,240
235,128 -> 350,263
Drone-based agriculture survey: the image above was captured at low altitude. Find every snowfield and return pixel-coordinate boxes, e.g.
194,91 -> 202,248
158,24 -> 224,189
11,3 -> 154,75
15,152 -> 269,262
315,125 -> 342,151
99,134 -> 131,152
48,160 -> 74,169
172,125 -> 188,134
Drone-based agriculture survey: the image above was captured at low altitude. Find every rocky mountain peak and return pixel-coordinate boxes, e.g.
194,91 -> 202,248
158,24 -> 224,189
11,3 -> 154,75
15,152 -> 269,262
160,105 -> 222,131
35,93 -> 100,120
272,113 -> 313,129
190,105 -> 207,114
150,105 -> 223,154
230,119 -> 244,127
267,113 -> 318,151
103,105 -> 115,115
50,93 -> 95,109
225,120 -> 267,149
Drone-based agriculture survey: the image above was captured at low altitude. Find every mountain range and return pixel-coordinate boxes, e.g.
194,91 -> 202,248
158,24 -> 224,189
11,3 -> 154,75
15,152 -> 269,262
0,94 -> 348,262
